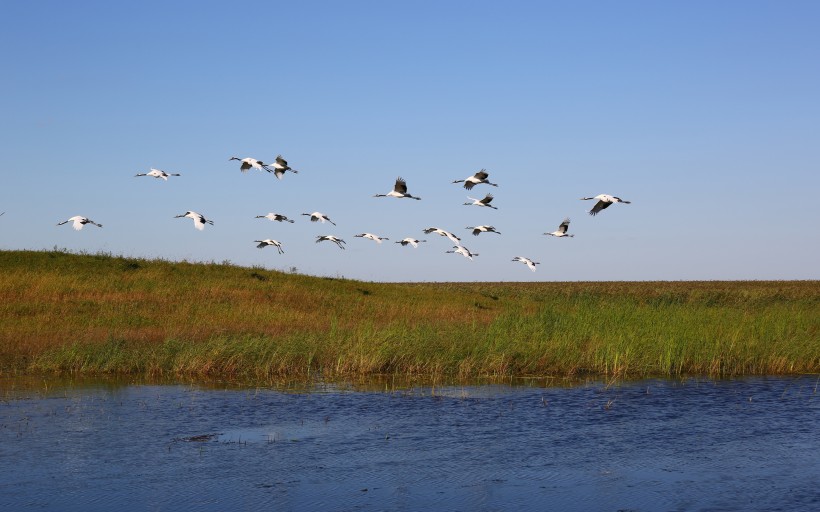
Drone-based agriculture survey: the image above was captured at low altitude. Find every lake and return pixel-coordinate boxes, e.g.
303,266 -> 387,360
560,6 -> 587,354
1,375 -> 818,511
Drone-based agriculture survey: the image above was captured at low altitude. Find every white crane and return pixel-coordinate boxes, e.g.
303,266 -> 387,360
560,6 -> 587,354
354,233 -> 389,243
174,211 -> 214,230
374,176 -> 421,200
302,212 -> 336,226
255,239 -> 284,254
268,155 -> 298,180
466,225 -> 501,236
316,235 -> 346,249
255,213 -> 295,223
395,238 -> 426,248
464,193 -> 498,210
229,156 -> 271,173
580,194 -> 631,216
452,169 -> 498,190
512,256 -> 540,272
446,245 -> 478,260
57,216 -> 102,230
544,218 -> 574,237
134,168 -> 181,180
423,227 -> 462,245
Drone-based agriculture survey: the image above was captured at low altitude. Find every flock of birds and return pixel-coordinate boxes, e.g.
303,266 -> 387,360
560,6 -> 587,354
52,155 -> 632,273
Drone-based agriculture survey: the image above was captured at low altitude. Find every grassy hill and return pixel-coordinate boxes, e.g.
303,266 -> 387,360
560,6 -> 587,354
1,249 -> 818,381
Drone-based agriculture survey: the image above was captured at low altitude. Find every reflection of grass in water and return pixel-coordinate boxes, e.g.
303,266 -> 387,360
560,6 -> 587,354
1,249 -> 818,380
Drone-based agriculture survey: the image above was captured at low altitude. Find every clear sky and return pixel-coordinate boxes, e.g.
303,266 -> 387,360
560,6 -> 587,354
2,1 -> 818,281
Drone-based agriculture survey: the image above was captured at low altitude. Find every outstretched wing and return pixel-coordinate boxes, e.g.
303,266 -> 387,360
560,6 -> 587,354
394,177 -> 408,194
589,200 -> 610,216
559,218 -> 571,233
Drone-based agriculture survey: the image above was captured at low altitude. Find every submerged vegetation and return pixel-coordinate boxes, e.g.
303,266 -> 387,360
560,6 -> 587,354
1,249 -> 818,381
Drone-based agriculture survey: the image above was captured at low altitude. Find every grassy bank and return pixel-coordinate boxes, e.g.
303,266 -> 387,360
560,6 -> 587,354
1,249 -> 818,381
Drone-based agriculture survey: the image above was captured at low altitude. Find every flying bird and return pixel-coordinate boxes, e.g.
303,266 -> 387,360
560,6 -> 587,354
229,156 -> 271,173
57,216 -> 102,230
255,239 -> 284,254
464,193 -> 498,210
395,238 -> 426,248
374,176 -> 421,200
255,213 -> 295,223
174,211 -> 214,231
544,218 -> 574,238
134,168 -> 181,180
452,169 -> 498,190
302,212 -> 336,225
512,256 -> 540,272
268,155 -> 298,180
466,225 -> 501,236
423,227 -> 461,246
446,245 -> 478,260
580,194 -> 631,216
316,235 -> 346,249
354,233 -> 389,243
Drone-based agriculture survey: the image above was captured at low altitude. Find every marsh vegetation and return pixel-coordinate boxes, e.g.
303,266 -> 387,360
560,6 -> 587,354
1,250 -> 817,381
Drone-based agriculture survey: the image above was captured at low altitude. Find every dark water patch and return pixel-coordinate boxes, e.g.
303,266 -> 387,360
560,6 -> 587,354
0,376 -> 818,511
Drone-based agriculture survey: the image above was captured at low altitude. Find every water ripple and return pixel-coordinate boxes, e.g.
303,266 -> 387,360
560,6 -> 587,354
1,376 -> 818,511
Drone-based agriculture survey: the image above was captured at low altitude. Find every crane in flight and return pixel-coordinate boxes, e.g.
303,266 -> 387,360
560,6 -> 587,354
57,216 -> 102,230
255,239 -> 284,254
134,168 -> 181,180
464,193 -> 498,210
543,218 -> 574,238
452,169 -> 498,190
268,155 -> 298,180
446,245 -> 478,261
374,177 -> 421,200
316,235 -> 346,249
512,256 -> 540,272
230,156 -> 271,173
174,211 -> 214,230
580,194 -> 631,216
302,212 -> 336,225
255,213 -> 295,223
395,238 -> 426,248
423,227 -> 461,246
354,233 -> 390,244
466,225 -> 500,236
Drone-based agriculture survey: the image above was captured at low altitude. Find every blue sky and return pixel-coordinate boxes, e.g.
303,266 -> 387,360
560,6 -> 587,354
2,1 -> 818,281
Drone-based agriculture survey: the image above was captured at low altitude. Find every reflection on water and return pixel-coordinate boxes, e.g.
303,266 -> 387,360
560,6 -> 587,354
1,376 -> 818,511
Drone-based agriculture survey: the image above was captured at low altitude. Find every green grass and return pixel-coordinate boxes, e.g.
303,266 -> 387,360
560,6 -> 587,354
1,249 -> 818,381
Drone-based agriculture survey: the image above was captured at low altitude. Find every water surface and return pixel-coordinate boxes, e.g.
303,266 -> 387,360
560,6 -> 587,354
1,376 -> 818,511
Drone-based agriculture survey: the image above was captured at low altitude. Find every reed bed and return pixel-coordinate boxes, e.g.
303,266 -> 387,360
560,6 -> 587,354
1,249 -> 818,381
